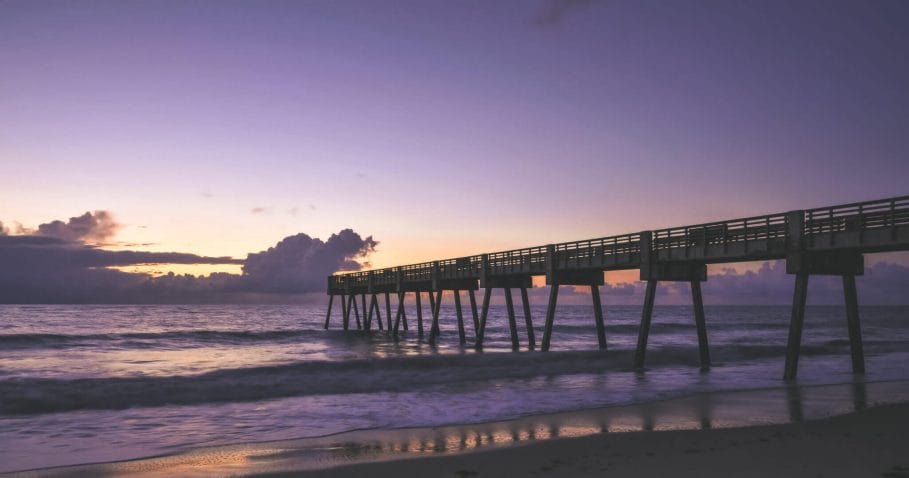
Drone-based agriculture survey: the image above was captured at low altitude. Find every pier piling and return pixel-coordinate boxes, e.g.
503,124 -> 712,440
520,286 -> 535,348
324,294 -> 334,330
504,288 -> 519,350
454,290 -> 466,345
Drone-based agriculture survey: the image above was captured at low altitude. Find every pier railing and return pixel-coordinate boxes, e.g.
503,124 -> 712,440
805,195 -> 909,235
553,233 -> 641,269
652,213 -> 789,261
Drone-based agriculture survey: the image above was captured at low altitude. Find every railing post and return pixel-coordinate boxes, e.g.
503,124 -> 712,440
544,244 -> 556,285
480,254 -> 490,288
786,210 -> 805,253
638,231 -> 652,280
432,261 -> 441,291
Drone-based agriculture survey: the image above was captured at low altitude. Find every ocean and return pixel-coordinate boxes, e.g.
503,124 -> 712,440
1,302 -> 908,473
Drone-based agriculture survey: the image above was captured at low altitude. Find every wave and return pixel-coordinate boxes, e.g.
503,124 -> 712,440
0,342 -> 869,416
0,329 -> 316,350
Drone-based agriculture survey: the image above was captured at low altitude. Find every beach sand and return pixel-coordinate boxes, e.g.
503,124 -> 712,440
15,381 -> 909,478
287,400 -> 909,478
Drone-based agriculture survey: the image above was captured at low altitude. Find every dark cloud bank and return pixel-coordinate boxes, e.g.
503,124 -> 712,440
1,211 -> 907,304
0,211 -> 376,303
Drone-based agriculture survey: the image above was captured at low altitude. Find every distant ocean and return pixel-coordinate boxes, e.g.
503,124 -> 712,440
2,303 -> 909,473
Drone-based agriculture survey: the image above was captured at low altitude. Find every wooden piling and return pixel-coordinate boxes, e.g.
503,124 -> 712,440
454,290 -> 466,344
371,294 -> 384,331
691,280 -> 711,369
393,291 -> 405,335
783,273 -> 809,380
504,288 -> 519,350
842,274 -> 865,374
415,291 -> 424,337
361,294 -> 368,330
342,293 -> 351,331
384,292 -> 392,332
520,286 -> 535,348
429,290 -> 442,344
591,284 -> 606,349
634,280 -> 657,369
476,287 -> 492,349
324,294 -> 334,330
541,285 -> 559,351
351,293 -> 361,330
469,289 -> 480,336
401,294 -> 409,331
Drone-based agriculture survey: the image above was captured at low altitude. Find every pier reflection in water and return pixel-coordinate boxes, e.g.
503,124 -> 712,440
48,380 -> 908,478
323,380 -> 875,460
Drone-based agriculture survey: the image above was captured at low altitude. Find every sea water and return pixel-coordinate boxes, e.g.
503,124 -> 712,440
1,303 -> 908,472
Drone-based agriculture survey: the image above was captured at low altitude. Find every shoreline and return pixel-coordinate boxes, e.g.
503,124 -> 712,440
11,379 -> 909,477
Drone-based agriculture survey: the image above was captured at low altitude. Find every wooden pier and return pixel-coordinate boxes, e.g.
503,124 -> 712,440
325,195 -> 909,379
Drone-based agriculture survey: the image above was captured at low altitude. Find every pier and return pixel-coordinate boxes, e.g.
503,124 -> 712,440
326,195 -> 909,379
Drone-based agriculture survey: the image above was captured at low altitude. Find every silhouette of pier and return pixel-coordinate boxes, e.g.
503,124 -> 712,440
326,195 -> 909,379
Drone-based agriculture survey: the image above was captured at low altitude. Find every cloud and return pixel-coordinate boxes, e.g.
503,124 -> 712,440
241,229 -> 377,293
36,210 -> 120,244
0,235 -> 244,303
533,0 -> 594,27
250,207 -> 269,214
0,210 -> 377,303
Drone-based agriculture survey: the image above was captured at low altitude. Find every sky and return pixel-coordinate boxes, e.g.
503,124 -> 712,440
1,0 -> 908,303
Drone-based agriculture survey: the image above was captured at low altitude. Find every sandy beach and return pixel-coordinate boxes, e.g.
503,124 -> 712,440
16,380 -> 909,478
285,400 -> 909,478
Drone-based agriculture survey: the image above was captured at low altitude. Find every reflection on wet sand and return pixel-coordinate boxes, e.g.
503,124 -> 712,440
35,380 -> 905,478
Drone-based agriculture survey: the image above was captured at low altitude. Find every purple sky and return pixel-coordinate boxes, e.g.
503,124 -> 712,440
1,0 -> 908,278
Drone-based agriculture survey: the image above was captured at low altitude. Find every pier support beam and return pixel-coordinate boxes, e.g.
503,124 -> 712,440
476,275 -> 532,350
342,293 -> 350,330
691,280 -> 711,369
783,273 -> 809,380
361,294 -> 368,330
430,290 -> 442,345
542,269 -> 604,352
591,284 -> 606,349
843,274 -> 865,374
351,293 -> 361,330
415,291 -> 424,337
384,292 -> 392,332
520,286 -> 535,349
476,287 -> 492,349
469,290 -> 480,337
541,285 -> 559,352
634,280 -> 657,369
783,249 -> 864,380
393,292 -> 405,335
635,232 -> 709,370
504,288 -> 519,350
324,294 -> 334,330
370,294 -> 384,331
454,290 -> 466,345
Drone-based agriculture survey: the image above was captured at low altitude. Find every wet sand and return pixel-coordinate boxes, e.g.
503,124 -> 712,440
286,400 -> 909,478
13,380 -> 909,477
